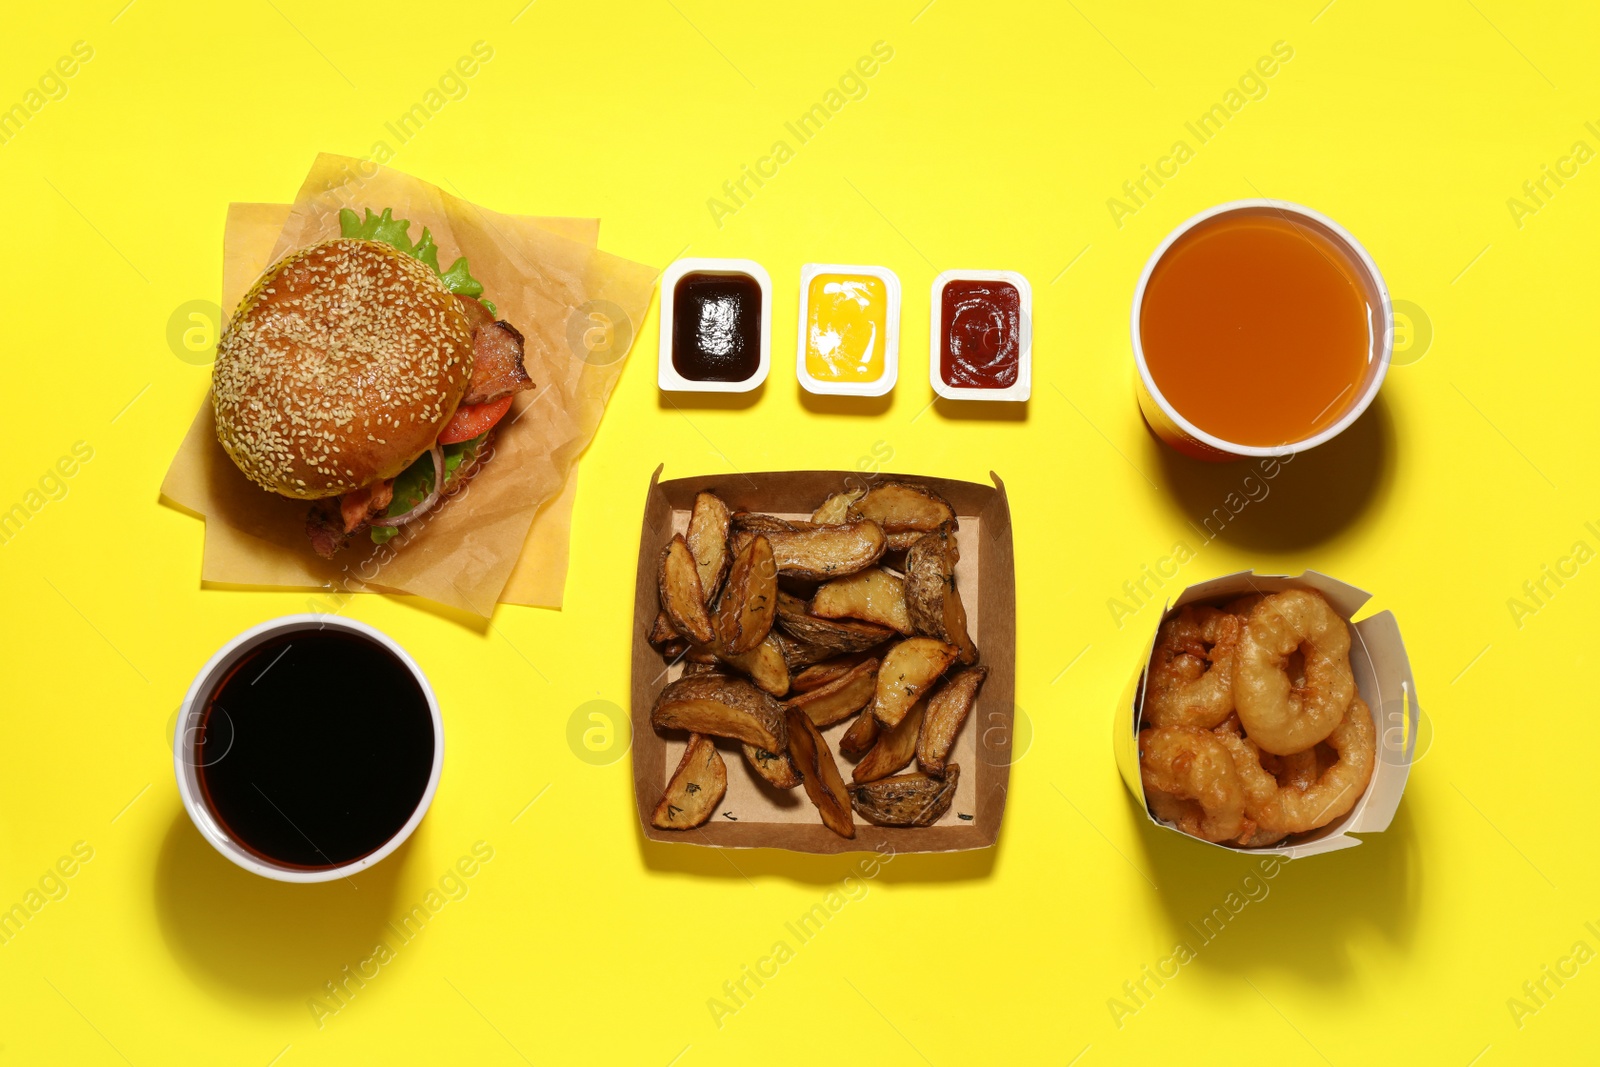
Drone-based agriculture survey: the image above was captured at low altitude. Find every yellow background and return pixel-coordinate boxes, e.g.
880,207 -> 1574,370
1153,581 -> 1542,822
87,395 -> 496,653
2,1 -> 1596,1063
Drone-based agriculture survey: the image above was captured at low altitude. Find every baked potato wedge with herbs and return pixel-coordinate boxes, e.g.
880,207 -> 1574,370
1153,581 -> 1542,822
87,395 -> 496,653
732,517 -> 887,581
811,567 -> 914,634
651,674 -> 787,752
786,707 -> 855,838
659,535 -> 714,645
811,489 -> 864,525
904,526 -> 978,665
849,765 -> 960,827
784,657 -> 878,727
651,734 -> 726,830
742,743 -> 802,789
714,533 -> 777,654
853,697 -> 925,783
917,667 -> 987,777
869,637 -> 958,729
686,491 -> 733,602
856,481 -> 956,534
776,592 -> 895,655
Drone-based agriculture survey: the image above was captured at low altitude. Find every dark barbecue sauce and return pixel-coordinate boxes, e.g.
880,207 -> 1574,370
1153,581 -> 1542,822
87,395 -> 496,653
672,271 -> 763,382
194,630 -> 434,869
940,280 -> 1021,389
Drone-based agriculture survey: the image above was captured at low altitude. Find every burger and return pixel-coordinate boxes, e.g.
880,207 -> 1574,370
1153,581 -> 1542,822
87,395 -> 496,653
211,209 -> 534,559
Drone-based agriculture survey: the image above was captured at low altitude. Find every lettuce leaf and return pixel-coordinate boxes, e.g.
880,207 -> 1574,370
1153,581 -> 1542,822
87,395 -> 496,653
370,432 -> 489,545
339,207 -> 487,300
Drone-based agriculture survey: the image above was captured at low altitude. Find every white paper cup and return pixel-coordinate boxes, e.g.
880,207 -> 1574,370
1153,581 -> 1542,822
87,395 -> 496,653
1131,200 -> 1393,461
173,615 -> 444,883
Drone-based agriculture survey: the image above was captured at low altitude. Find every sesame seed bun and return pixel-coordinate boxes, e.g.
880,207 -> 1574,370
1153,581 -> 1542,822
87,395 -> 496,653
211,239 -> 475,500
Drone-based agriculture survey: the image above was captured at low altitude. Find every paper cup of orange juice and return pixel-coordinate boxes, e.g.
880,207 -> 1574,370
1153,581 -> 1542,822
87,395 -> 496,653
1132,200 -> 1393,462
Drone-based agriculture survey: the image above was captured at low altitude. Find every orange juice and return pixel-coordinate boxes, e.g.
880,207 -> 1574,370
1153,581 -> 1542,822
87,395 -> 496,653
1139,209 -> 1380,448
804,273 -> 887,383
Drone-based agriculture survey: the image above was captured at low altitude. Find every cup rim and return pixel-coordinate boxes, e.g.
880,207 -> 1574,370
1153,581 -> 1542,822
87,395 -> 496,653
1130,198 -> 1394,458
172,614 -> 444,884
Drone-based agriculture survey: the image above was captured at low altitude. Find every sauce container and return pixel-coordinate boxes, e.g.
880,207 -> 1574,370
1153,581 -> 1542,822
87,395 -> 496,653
658,258 -> 772,393
929,270 -> 1032,402
795,263 -> 901,397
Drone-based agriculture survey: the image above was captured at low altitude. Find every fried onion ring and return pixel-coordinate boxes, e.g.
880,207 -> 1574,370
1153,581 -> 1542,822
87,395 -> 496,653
1144,606 -> 1241,729
1218,698 -> 1376,836
1233,590 -> 1355,755
1224,593 -> 1266,616
1138,725 -> 1247,842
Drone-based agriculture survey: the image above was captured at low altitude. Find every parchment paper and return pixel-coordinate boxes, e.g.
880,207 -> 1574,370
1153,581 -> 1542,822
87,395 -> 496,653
161,155 -> 656,615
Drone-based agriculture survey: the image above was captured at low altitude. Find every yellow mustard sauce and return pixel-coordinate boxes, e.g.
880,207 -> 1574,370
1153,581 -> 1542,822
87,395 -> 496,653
804,273 -> 887,382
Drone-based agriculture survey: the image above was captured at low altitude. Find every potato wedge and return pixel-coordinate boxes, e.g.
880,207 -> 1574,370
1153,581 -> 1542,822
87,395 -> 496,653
773,631 -> 838,671
849,765 -> 960,827
856,481 -> 956,534
742,743 -> 802,789
686,491 -> 733,601
784,658 -> 878,727
651,674 -> 786,751
745,520 -> 887,581
811,490 -> 864,525
692,633 -> 790,697
884,530 -> 926,553
838,708 -> 880,760
854,696 -> 925,782
811,568 -> 913,634
791,653 -> 876,692
917,666 -> 987,777
714,534 -> 777,655
903,527 -> 978,665
785,707 -> 854,838
730,511 -> 798,535
651,734 -> 727,830
648,610 -> 679,646
869,637 -> 958,728
659,535 -> 714,645
776,592 -> 895,655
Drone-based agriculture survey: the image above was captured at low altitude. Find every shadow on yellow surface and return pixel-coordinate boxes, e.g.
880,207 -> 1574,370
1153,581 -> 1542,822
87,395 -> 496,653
1126,790 -> 1421,985
656,384 -> 767,413
934,396 -> 1029,423
153,809 -> 412,1000
797,384 -> 894,419
1148,394 -> 1396,553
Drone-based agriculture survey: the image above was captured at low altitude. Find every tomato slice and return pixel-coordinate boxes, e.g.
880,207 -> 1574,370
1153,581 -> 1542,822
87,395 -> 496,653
438,396 -> 514,444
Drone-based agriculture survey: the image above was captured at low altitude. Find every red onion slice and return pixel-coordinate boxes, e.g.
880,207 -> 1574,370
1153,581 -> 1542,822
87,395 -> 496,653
369,443 -> 444,528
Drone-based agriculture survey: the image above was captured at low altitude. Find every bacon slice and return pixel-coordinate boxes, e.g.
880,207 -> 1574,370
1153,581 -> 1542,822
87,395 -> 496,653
339,479 -> 395,534
455,296 -> 534,406
306,479 -> 396,559
306,500 -> 348,560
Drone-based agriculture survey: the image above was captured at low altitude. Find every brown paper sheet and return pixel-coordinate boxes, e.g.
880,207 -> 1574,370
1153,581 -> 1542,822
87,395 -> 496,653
630,469 -> 1016,855
160,156 -> 656,615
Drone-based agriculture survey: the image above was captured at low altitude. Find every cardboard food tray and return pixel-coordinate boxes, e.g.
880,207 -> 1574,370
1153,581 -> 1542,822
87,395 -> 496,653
631,468 -> 1015,854
1112,570 -> 1420,858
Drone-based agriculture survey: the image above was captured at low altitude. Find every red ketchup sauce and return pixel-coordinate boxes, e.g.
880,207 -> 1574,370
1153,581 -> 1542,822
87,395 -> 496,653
939,280 -> 1020,389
